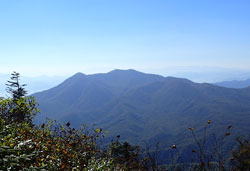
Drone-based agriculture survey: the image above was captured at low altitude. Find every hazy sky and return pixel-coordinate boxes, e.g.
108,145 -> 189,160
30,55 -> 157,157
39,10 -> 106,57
0,0 -> 250,76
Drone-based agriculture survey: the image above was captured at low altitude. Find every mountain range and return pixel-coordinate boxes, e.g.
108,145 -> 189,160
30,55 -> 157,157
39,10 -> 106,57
33,69 -> 250,160
215,78 -> 250,88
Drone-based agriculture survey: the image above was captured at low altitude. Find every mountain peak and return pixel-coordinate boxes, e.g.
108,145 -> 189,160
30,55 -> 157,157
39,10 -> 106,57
108,69 -> 140,74
73,72 -> 86,77
63,72 -> 86,83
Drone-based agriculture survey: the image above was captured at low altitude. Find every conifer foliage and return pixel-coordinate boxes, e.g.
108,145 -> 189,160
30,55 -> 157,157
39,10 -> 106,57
6,71 -> 27,100
1,72 -> 38,124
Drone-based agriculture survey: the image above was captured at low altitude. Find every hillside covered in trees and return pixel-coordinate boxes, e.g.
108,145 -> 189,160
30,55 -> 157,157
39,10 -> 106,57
33,70 -> 250,160
1,72 -> 250,170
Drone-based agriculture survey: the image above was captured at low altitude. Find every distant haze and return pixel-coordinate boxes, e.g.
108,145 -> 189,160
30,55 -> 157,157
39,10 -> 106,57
1,67 -> 250,97
0,74 -> 66,97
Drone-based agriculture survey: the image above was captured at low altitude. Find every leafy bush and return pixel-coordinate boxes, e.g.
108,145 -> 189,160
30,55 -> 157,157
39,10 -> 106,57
0,97 -> 38,124
231,137 -> 250,170
0,116 -> 149,170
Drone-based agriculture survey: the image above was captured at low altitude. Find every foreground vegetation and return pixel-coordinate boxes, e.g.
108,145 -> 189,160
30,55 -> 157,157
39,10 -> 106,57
0,117 -> 151,170
0,72 -> 250,170
0,72 -> 152,170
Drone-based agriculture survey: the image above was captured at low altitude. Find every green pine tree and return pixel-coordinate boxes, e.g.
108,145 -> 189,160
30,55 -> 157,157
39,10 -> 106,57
6,71 -> 27,100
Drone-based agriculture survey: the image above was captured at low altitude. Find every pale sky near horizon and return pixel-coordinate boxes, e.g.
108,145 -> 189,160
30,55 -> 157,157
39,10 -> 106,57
0,0 -> 250,77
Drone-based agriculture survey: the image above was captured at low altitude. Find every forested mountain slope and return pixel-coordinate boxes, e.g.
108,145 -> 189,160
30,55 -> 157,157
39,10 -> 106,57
33,70 -> 250,148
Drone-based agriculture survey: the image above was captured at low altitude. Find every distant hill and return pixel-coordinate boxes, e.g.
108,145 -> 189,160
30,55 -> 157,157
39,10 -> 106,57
33,69 -> 250,161
215,78 -> 250,88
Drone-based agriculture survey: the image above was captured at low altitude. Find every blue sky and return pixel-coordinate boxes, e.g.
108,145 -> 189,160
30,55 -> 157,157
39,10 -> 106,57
0,0 -> 250,77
